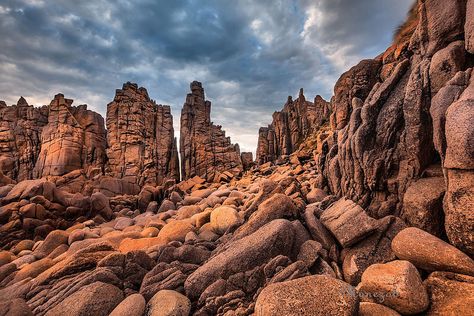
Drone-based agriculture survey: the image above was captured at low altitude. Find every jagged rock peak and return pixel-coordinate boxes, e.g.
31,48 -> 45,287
0,98 -> 48,181
33,94 -> 107,178
256,89 -> 331,164
17,96 -> 29,107
106,82 -> 179,188
180,81 -> 243,181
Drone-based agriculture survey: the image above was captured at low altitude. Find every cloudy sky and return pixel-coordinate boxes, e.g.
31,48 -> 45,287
0,0 -> 413,153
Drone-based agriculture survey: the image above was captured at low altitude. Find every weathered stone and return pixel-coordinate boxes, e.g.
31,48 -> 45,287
255,275 -> 359,316
391,227 -> 474,276
109,293 -> 146,316
358,302 -> 400,316
429,41 -> 466,95
297,240 -> 323,268
33,94 -> 106,178
424,271 -> 474,315
306,188 -> 327,203
157,221 -> 195,243
320,198 -> 379,247
357,260 -> 429,315
176,205 -> 202,220
241,152 -> 254,171
442,72 -> 474,255
0,97 -> 48,181
145,290 -> 191,316
209,206 -> 241,234
33,230 -> 69,258
303,206 -> 336,251
467,0 -> 474,53
140,262 -> 193,301
44,281 -> 123,316
342,216 -> 406,285
0,298 -> 33,316
234,193 -> 298,239
180,81 -> 242,181
106,82 -> 179,187
184,219 -> 295,299
400,177 -> 445,237
256,90 -> 331,164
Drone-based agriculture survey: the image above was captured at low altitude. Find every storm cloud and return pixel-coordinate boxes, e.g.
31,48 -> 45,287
0,0 -> 413,153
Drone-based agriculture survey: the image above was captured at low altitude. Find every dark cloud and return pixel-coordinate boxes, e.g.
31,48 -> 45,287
0,0 -> 413,153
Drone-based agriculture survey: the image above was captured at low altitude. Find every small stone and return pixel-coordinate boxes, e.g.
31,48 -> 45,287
306,188 -> 327,203
297,240 -> 323,268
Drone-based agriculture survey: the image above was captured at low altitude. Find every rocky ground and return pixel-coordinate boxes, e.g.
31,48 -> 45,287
0,156 -> 473,315
0,0 -> 474,315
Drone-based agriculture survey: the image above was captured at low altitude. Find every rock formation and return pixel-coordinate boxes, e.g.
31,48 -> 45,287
180,81 -> 242,181
240,152 -> 254,171
310,0 -> 474,259
34,94 -> 107,178
0,1 -> 473,315
256,89 -> 331,164
0,98 -> 48,181
253,0 -> 474,265
106,82 -> 179,187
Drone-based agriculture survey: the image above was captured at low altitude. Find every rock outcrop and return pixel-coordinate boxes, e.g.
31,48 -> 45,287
306,0 -> 474,259
33,94 -> 107,178
106,83 -> 179,187
180,81 -> 242,181
256,89 -> 331,164
0,98 -> 48,181
240,152 -> 254,171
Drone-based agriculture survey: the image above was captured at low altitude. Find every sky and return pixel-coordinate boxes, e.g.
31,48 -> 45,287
0,0 -> 413,154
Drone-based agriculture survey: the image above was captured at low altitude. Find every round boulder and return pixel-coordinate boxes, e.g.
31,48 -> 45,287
110,293 -> 146,316
157,220 -> 195,242
356,260 -> 429,315
45,281 -> 123,316
210,206 -> 241,234
255,275 -> 359,315
146,290 -> 191,316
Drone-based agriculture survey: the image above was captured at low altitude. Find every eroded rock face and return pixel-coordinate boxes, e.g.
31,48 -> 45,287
34,94 -> 107,178
305,0 -> 474,236
256,89 -> 331,164
180,81 -> 242,181
0,98 -> 48,181
106,82 -> 179,186
255,275 -> 359,316
241,152 -> 254,171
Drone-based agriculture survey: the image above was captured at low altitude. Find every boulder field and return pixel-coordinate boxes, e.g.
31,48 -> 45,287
0,0 -> 473,315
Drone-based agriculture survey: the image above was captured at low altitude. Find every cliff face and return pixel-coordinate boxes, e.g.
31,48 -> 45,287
33,94 -> 107,178
180,81 -> 243,181
0,98 -> 48,181
311,0 -> 474,255
106,82 -> 179,187
256,89 -> 331,164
